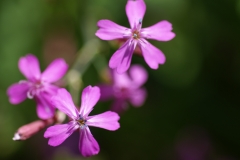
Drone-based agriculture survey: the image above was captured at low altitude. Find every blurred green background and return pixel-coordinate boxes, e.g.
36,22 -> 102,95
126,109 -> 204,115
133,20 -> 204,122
0,0 -> 240,159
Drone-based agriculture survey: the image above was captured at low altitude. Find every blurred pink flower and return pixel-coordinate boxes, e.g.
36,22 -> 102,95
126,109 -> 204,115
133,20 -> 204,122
7,54 -> 68,119
96,0 -> 175,73
44,86 -> 120,157
99,65 -> 148,113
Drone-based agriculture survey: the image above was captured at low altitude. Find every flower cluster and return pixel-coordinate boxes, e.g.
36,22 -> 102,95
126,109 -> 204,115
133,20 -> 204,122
7,0 -> 175,157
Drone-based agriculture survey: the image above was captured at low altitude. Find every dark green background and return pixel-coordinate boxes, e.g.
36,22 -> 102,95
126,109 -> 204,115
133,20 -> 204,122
0,0 -> 239,159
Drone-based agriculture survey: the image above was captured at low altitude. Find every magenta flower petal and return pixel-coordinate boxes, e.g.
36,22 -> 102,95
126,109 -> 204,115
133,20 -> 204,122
126,0 -> 146,28
7,83 -> 29,104
44,85 -> 59,95
51,88 -> 78,119
129,64 -> 148,87
95,20 -> 131,40
18,54 -> 41,81
44,124 -> 69,138
98,84 -> 114,101
141,20 -> 176,41
87,111 -> 120,131
113,69 -> 131,87
79,127 -> 100,157
41,58 -> 68,83
36,94 -> 55,119
79,86 -> 100,117
109,41 -> 134,74
129,88 -> 147,107
140,40 -> 166,69
44,123 -> 76,146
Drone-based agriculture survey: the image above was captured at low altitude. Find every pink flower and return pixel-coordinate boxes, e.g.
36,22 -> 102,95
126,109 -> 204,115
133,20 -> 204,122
44,86 -> 120,157
95,0 -> 175,73
99,65 -> 148,113
7,54 -> 68,119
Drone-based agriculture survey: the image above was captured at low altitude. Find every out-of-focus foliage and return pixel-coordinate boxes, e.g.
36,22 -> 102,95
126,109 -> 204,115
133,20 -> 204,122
0,0 -> 239,159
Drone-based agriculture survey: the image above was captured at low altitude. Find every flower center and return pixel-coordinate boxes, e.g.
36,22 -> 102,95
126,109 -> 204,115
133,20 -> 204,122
132,30 -> 140,39
131,19 -> 143,40
114,86 -> 130,99
26,80 -> 45,99
35,81 -> 43,88
77,115 -> 87,129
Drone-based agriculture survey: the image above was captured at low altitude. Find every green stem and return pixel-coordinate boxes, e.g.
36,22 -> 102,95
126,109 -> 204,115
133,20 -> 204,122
65,38 -> 102,105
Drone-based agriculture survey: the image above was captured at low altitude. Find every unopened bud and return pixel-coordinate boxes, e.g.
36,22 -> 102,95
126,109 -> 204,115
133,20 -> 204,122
13,118 -> 54,141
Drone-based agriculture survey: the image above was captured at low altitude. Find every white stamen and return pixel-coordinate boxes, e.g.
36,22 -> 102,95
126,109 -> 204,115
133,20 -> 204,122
13,133 -> 21,141
139,18 -> 142,24
27,91 -> 34,99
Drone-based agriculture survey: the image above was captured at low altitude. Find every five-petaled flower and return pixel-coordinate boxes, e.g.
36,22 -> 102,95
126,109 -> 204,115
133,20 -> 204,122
99,65 -> 148,113
7,54 -> 68,119
96,0 -> 175,73
44,86 -> 120,157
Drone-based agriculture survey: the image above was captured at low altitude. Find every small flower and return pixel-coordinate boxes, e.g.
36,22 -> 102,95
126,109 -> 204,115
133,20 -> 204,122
7,54 -> 68,119
99,65 -> 148,113
44,86 -> 120,157
96,0 -> 175,73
